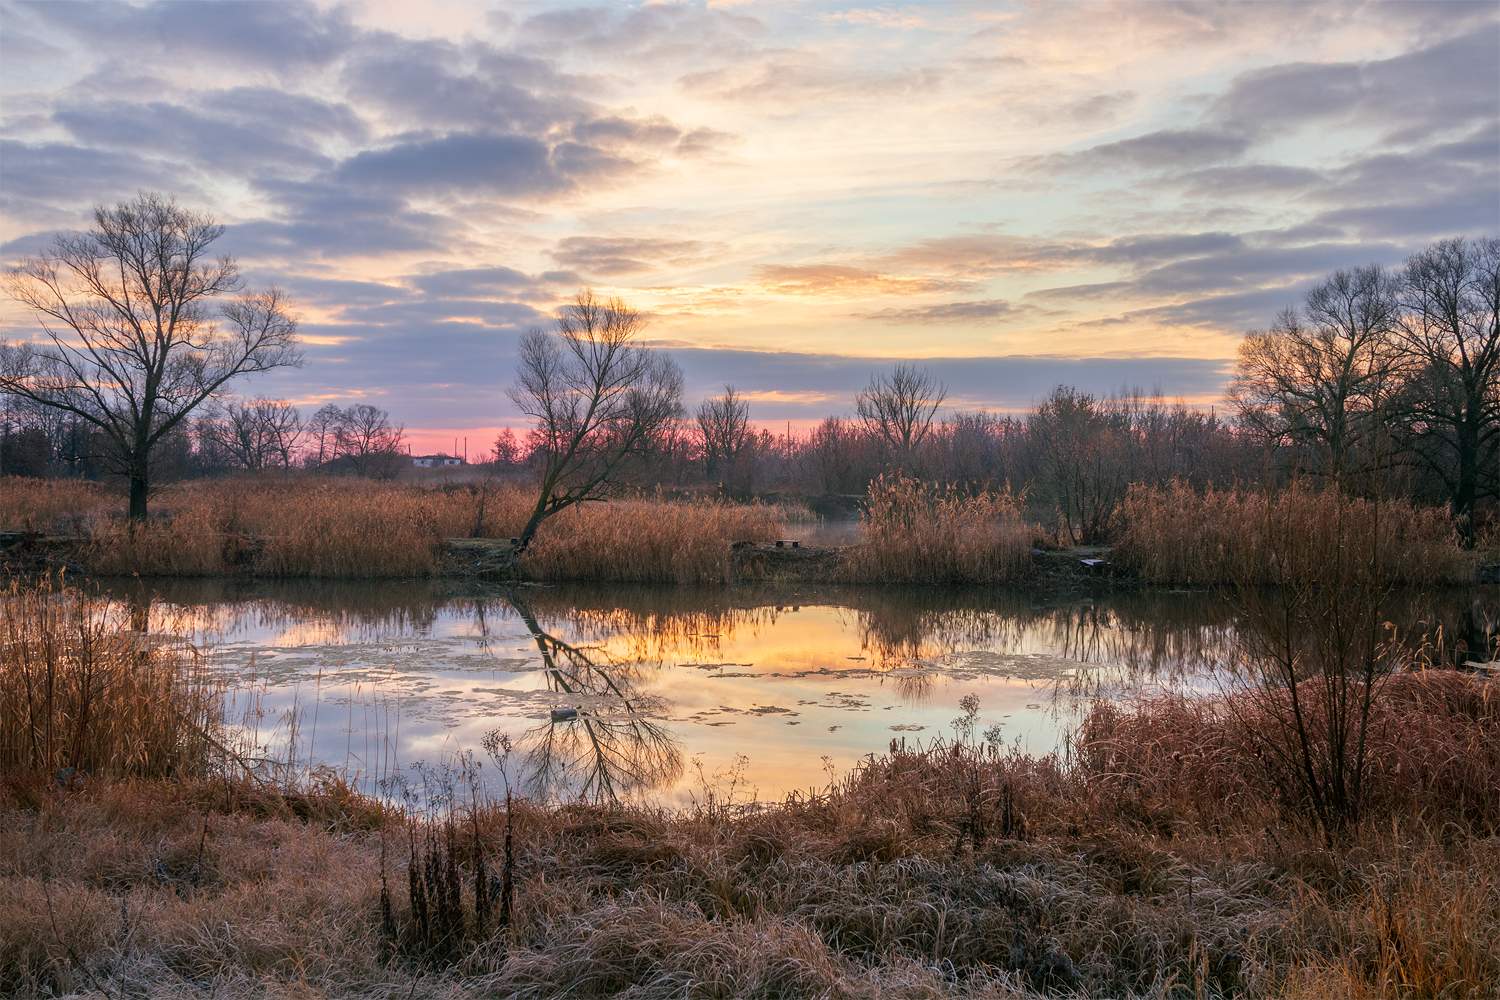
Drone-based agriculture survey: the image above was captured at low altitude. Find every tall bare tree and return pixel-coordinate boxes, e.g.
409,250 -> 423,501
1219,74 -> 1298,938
0,192 -> 300,520
1228,265 -> 1403,487
508,290 -> 683,560
335,403 -> 406,479
1394,237 -> 1500,545
856,362 -> 946,466
695,383 -> 750,482
203,396 -> 303,471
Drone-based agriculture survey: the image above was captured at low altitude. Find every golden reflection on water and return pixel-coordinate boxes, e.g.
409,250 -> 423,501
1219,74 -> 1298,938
87,577 -> 1498,802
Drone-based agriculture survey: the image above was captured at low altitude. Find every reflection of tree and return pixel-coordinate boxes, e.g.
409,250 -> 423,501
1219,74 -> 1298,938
494,588 -> 682,803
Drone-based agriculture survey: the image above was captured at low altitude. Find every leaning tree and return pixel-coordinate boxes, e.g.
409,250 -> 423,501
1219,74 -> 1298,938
507,289 -> 683,561
1,192 -> 301,521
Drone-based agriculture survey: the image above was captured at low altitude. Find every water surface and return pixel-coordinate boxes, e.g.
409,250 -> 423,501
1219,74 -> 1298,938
95,577 -> 1493,805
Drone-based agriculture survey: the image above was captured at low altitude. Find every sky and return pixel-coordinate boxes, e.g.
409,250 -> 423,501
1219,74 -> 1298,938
2,1 -> 1497,455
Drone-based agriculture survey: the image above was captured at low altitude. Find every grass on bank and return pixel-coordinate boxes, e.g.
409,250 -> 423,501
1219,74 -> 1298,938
1113,481 -> 1474,587
6,474 -> 1479,586
2,579 -> 1496,999
1,477 -> 785,582
0,580 -> 224,780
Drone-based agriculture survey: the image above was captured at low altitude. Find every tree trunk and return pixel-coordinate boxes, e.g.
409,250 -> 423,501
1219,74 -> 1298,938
506,506 -> 547,569
1455,415 -> 1479,548
128,463 -> 150,525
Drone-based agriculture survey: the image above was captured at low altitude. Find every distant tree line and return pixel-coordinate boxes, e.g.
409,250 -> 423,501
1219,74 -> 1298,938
499,237 -> 1496,546
4,200 -> 1494,546
0,393 -> 409,482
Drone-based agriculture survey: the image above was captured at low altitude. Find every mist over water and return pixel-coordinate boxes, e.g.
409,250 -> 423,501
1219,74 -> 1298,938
94,577 -> 1494,806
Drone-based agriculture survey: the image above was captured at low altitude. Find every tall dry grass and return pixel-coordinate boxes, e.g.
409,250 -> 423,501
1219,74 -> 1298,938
11,477 -> 794,580
1114,481 -> 1472,586
247,483 -> 449,577
842,474 -> 1034,584
520,498 -> 781,583
0,580 -> 224,779
0,477 -> 112,532
1077,670 -> 1499,833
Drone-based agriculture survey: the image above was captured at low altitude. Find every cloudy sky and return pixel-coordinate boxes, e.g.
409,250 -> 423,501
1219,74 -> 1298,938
2,1 -> 1496,453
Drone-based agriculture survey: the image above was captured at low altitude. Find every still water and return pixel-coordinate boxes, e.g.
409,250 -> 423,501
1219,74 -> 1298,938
95,578 -> 1491,806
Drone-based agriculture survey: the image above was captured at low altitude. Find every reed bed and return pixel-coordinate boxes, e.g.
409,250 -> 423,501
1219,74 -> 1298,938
841,474 -> 1034,584
1077,670 -> 1499,833
1114,481 -> 1472,586
5,477 -> 796,579
521,498 -> 781,584
0,580 -> 224,780
0,477 -> 112,532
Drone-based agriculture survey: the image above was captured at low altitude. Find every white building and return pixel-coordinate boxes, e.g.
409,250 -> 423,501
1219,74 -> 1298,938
412,454 -> 464,468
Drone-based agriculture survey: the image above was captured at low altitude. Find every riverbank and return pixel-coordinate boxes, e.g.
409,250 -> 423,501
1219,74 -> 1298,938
2,475 -> 1486,587
4,675 -> 1496,999
4,530 -> 1140,594
3,576 -> 1497,998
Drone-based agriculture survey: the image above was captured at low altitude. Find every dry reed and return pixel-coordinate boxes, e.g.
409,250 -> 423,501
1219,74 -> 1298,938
1114,481 -> 1472,586
0,477 -> 112,532
0,580 -> 223,780
520,497 -> 781,583
842,474 -> 1034,584
1077,670 -> 1499,833
9,477 -> 797,580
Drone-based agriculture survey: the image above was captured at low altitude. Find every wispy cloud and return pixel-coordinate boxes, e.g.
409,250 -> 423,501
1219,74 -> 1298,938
0,0 -> 1493,436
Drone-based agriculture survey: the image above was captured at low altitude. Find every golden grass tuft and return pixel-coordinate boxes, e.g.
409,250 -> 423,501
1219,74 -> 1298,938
0,477 -> 112,532
520,498 -> 781,583
0,580 -> 224,780
1114,481 -> 1472,586
841,473 -> 1034,584
247,482 -> 447,578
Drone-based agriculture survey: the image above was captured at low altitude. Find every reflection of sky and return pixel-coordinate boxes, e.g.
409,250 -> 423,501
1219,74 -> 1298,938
127,584 -> 1233,805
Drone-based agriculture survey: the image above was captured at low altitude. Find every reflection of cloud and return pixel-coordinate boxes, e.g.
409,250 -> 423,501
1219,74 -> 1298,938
751,264 -> 971,297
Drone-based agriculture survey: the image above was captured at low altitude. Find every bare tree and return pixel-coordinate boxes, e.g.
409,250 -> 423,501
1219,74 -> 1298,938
856,362 -> 946,465
0,192 -> 300,520
695,383 -> 750,482
1228,265 -> 1403,487
1027,386 -> 1133,544
493,427 -> 522,467
1394,237 -> 1500,545
305,403 -> 342,470
203,396 -> 303,471
335,403 -> 406,479
508,290 -> 683,560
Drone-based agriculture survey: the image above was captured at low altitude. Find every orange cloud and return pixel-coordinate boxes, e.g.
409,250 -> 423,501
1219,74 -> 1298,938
750,264 -> 972,297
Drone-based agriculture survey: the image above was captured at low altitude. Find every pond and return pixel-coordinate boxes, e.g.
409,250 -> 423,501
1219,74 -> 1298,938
94,577 -> 1494,806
